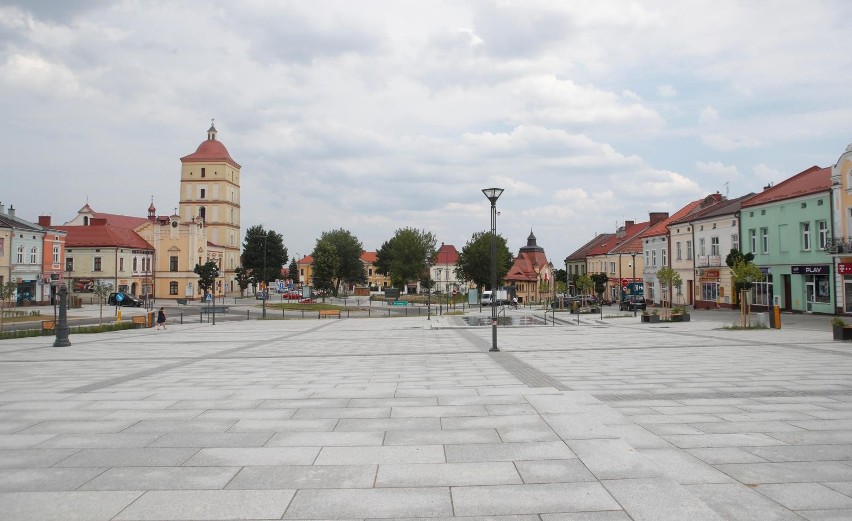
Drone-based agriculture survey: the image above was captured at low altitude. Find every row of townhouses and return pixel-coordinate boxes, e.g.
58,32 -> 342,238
566,143 -> 852,315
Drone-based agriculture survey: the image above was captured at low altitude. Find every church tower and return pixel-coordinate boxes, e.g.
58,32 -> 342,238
179,122 -> 241,292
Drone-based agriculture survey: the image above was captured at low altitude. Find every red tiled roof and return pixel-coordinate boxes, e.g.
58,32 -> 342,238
639,196 -> 717,238
91,212 -> 149,230
181,139 -> 240,169
55,225 -> 154,250
586,221 -> 649,257
360,251 -> 378,263
566,234 -> 614,261
435,244 -> 459,265
505,249 -> 550,283
741,166 -> 830,207
298,255 -> 314,264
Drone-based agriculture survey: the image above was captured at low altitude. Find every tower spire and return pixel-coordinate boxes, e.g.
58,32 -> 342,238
207,119 -> 217,141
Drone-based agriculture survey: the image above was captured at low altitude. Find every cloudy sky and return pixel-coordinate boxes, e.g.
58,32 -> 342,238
2,1 -> 851,265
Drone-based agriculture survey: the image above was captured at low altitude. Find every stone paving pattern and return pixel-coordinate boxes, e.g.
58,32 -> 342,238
0,310 -> 851,520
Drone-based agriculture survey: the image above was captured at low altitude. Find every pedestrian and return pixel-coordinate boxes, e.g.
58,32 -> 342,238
156,307 -> 166,330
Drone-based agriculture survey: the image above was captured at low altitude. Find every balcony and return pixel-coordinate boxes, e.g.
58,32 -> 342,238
824,238 -> 852,255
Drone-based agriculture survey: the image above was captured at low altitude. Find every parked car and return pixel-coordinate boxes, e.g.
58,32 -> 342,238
107,292 -> 143,307
551,295 -> 598,309
620,295 -> 647,311
256,291 -> 269,300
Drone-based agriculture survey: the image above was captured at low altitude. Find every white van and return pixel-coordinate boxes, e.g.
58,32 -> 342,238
481,290 -> 493,306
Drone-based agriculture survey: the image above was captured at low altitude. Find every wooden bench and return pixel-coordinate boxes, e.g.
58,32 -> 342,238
318,309 -> 341,319
131,315 -> 148,328
42,320 -> 56,331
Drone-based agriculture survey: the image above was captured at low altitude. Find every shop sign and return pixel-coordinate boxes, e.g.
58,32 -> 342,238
839,263 -> 852,275
791,265 -> 829,275
703,269 -> 720,278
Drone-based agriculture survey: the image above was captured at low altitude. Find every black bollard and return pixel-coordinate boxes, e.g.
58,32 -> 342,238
53,284 -> 71,347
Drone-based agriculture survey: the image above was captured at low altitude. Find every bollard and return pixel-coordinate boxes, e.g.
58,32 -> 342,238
180,312 -> 183,325
247,310 -> 250,320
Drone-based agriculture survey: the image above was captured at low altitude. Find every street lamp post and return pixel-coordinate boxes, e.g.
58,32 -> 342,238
426,252 -> 432,321
631,252 -> 637,317
482,187 -> 504,352
262,236 -> 267,319
435,268 -> 442,315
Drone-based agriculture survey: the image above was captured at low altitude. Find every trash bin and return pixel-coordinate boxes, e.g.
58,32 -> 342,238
147,311 -> 155,328
755,312 -> 769,328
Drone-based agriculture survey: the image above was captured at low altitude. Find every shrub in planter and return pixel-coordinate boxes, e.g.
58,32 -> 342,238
832,317 -> 852,341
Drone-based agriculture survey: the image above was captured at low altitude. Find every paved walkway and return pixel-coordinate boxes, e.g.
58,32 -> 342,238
1,311 -> 851,520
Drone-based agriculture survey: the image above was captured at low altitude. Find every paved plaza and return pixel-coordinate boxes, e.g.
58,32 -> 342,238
1,309 -> 852,520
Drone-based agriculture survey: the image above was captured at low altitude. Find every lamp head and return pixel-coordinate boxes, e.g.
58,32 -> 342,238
482,187 -> 504,204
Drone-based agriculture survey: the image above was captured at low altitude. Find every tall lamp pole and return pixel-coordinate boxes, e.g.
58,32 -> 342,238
262,236 -> 267,319
631,251 -> 637,317
426,252 -> 432,320
482,187 -> 504,352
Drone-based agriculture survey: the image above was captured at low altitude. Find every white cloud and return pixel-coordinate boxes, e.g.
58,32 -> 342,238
657,84 -> 677,97
698,106 -> 719,125
696,161 -> 738,177
701,134 -> 762,152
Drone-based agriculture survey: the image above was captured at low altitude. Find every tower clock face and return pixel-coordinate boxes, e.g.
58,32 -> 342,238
172,221 -> 178,228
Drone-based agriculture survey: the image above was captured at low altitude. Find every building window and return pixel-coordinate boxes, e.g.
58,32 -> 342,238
753,280 -> 773,306
170,256 -> 179,272
801,222 -> 811,251
701,282 -> 719,302
199,207 -> 206,220
749,229 -> 757,253
94,257 -> 102,271
119,258 -> 125,272
686,240 -> 693,260
661,249 -> 667,266
29,246 -> 37,264
368,268 -> 373,276
651,250 -> 657,267
806,274 -> 830,304
200,188 -> 206,199
675,241 -> 682,261
710,237 -> 719,256
609,262 -> 616,274
0,238 -> 4,256
699,238 -> 706,256
169,281 -> 178,295
53,244 -> 60,263
761,227 -> 769,253
818,220 -> 829,250
201,168 -> 206,178
66,258 -> 74,272
133,258 -> 138,272
732,234 -> 739,252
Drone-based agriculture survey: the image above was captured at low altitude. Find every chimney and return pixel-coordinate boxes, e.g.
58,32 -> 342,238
7,205 -> 14,217
90,217 -> 108,226
38,216 -> 51,227
624,220 -> 634,228
0,202 -> 4,214
649,212 -> 669,225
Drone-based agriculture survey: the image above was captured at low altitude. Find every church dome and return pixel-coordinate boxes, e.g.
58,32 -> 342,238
180,123 -> 241,168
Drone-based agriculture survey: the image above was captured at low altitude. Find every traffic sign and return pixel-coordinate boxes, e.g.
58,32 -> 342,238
205,293 -> 212,302
115,293 -> 124,302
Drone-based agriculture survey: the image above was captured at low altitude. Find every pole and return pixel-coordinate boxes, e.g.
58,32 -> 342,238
631,252 -> 637,317
482,188 -> 503,352
262,237 -> 267,319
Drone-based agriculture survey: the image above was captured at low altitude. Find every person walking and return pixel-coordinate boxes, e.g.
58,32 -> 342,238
156,307 -> 166,330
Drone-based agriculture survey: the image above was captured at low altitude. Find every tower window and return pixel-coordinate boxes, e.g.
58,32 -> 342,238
201,168 -> 206,178
200,189 -> 206,199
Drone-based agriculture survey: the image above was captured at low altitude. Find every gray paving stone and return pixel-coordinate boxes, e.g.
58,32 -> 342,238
686,447 -> 770,465
663,433 -> 787,449
798,509 -> 852,520
315,445 -> 445,465
122,419 -> 238,433
376,462 -> 522,487
643,448 -> 736,484
0,434 -> 57,449
228,418 -> 338,431
716,461 -> 852,483
685,483 -> 806,521
335,417 -> 441,431
183,447 -> 320,466
80,466 -> 239,490
540,513 -> 632,521
34,433 -> 163,449
18,419 -> 137,434
292,406 -> 390,419
114,489 -> 295,520
266,431 -> 384,447
602,477 -> 726,521
514,458 -> 596,483
383,428 -> 501,445
752,482 -> 852,510
745,444 -> 852,462
196,409 -> 296,420
150,432 -> 273,448
496,425 -> 562,442
452,482 -> 620,516
0,467 -> 106,492
566,439 -> 662,480
54,447 -> 198,467
0,448 -> 79,467
227,464 -> 376,489
283,487 -> 452,518
543,414 -> 618,440
446,441 -> 575,462
0,490 -> 142,521
441,415 -> 548,430
390,405 -> 487,417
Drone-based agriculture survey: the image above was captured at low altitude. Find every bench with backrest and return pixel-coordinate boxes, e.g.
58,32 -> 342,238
318,309 -> 341,319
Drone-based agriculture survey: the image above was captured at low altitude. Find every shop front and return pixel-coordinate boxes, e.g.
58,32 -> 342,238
790,264 -> 833,314
695,269 -> 721,309
837,262 -> 852,314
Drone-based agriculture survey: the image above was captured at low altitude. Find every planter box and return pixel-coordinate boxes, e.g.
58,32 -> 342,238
833,326 -> 852,341
671,313 -> 691,322
641,314 -> 660,323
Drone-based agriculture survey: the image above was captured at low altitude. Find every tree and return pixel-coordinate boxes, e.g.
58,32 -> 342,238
92,281 -> 113,326
590,273 -> 609,300
375,227 -> 437,292
288,257 -> 299,286
194,260 -> 220,296
0,281 -> 18,332
725,248 -> 755,269
312,241 -> 340,296
311,229 -> 366,296
731,259 -> 765,326
242,225 -> 288,292
455,231 -> 513,293
233,266 -> 251,297
656,266 -> 682,308
554,268 -> 567,286
575,274 -> 594,296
